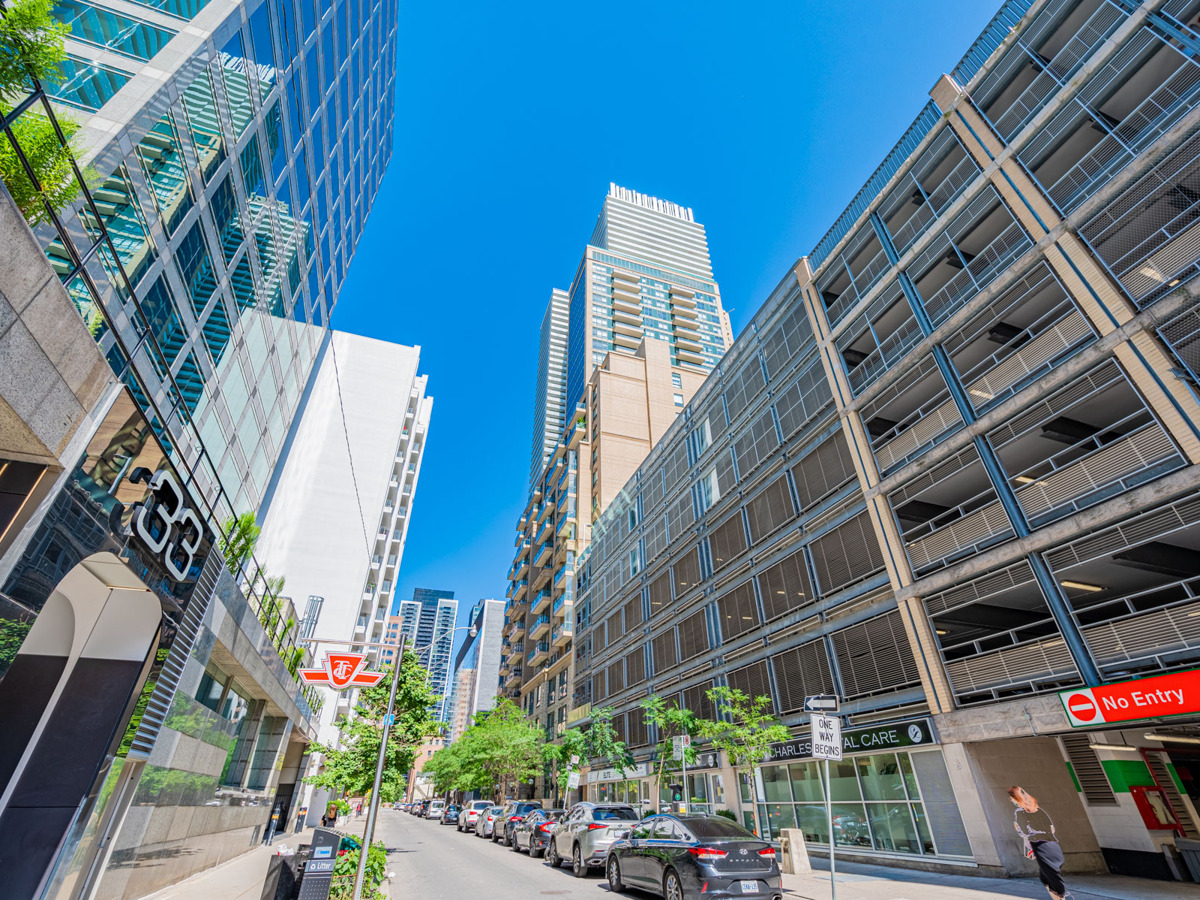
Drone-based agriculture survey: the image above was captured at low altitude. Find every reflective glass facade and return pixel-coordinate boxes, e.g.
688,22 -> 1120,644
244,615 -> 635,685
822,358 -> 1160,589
47,0 -> 397,519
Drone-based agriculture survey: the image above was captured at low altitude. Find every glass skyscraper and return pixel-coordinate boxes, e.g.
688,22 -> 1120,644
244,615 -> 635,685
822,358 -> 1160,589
43,0 -> 397,518
398,587 -> 458,722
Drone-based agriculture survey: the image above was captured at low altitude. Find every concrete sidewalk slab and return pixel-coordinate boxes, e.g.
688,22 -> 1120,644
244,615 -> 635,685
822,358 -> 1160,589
781,857 -> 1199,899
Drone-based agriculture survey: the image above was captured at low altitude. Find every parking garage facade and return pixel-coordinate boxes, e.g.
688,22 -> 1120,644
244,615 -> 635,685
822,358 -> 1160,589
572,0 -> 1200,882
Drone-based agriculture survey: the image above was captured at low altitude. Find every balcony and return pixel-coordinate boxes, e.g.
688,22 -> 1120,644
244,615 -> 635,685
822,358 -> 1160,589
677,347 -> 705,365
530,615 -> 550,639
527,641 -> 550,665
535,518 -> 553,548
534,540 -> 552,568
506,599 -> 528,622
537,500 -> 552,526
552,593 -> 567,619
508,578 -> 527,601
531,564 -> 552,591
552,622 -> 573,649
670,288 -> 696,308
531,588 -> 551,615
568,418 -> 584,449
505,666 -> 523,685
552,565 -> 568,597
510,618 -> 525,637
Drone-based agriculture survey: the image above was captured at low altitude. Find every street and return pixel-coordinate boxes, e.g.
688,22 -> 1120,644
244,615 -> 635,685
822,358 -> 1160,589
374,809 -> 1194,900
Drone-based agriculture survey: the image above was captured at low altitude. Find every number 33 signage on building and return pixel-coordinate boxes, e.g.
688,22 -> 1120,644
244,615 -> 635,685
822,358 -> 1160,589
122,467 -> 206,582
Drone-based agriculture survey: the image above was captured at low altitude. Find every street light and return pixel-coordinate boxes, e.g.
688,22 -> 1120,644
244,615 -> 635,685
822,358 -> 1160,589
300,623 -> 476,900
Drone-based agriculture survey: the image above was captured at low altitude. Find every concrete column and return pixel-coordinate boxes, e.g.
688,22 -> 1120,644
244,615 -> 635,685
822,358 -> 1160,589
793,258 -> 956,715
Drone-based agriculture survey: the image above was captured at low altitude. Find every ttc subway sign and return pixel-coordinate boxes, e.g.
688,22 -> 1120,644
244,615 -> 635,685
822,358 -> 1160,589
1060,668 -> 1200,727
299,653 -> 386,690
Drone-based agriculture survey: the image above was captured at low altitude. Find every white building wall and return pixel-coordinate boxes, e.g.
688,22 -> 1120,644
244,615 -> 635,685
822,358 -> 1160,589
256,331 -> 430,747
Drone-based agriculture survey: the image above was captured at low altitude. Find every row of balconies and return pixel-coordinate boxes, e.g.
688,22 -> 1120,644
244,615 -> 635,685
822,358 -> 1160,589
529,615 -> 550,639
551,622 -> 572,649
527,641 -> 549,665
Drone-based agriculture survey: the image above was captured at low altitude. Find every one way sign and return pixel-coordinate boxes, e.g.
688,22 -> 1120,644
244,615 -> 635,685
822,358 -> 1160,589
811,715 -> 843,761
803,694 -> 840,713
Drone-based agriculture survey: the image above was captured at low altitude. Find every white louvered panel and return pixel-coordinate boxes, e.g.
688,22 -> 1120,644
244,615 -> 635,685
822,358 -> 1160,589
907,500 -> 1011,572
1016,426 -> 1179,519
1083,601 -> 1200,666
1119,216 -> 1200,301
946,638 -> 1078,693
967,311 -> 1091,401
924,559 -> 1036,616
874,399 -> 962,472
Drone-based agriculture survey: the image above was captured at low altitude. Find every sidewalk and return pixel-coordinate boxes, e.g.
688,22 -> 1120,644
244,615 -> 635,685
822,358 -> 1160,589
781,857 -> 1199,899
138,828 -> 318,900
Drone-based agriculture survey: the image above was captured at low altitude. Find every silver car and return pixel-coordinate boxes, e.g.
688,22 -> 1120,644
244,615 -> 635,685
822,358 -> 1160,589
546,802 -> 639,877
459,799 -> 493,833
474,805 -> 504,838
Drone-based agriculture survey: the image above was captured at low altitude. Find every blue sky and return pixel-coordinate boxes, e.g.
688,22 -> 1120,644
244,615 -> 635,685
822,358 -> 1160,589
331,1 -> 1000,642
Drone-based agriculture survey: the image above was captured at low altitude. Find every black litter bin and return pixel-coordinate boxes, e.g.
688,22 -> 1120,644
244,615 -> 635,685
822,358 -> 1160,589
260,853 -> 305,900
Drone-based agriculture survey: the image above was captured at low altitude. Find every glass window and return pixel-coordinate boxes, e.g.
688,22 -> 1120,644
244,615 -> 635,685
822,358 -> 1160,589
275,0 -> 297,61
857,753 -> 907,803
673,393 -> 685,406
305,48 -> 321,120
181,68 -> 225,182
202,304 -> 232,364
788,762 -> 824,802
831,803 -> 871,848
321,25 -> 335,93
134,113 -> 193,235
47,54 -> 131,111
761,765 -> 792,802
230,253 -> 259,312
240,133 -> 266,198
209,175 -> 244,264
53,0 -> 176,61
195,664 -> 225,713
300,0 -> 317,39
293,144 -> 311,212
285,75 -> 303,148
219,31 -> 254,137
264,101 -> 287,182
247,1 -> 276,100
82,165 -> 155,286
175,351 -> 205,415
140,274 -> 185,365
125,0 -> 211,19
173,222 -> 218,314
866,803 -> 921,854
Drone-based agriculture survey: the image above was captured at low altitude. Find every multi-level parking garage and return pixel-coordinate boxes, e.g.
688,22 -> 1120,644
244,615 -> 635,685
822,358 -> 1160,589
572,0 -> 1200,883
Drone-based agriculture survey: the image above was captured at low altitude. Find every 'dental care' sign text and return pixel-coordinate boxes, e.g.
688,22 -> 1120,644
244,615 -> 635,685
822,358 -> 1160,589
1060,668 -> 1200,727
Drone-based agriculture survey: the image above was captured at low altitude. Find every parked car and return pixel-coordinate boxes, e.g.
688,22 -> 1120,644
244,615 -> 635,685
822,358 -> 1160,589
413,800 -> 431,817
426,799 -> 445,820
494,799 -> 544,845
475,805 -> 504,838
547,802 -> 639,877
510,808 -> 565,857
459,800 -> 493,833
442,804 -> 460,826
605,814 -> 782,900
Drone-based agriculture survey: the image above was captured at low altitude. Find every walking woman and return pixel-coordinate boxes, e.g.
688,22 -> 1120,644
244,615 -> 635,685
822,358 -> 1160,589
1009,785 -> 1068,900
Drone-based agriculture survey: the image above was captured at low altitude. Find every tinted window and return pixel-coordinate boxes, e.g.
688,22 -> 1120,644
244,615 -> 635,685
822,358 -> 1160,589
490,807 -> 503,814
686,818 -> 758,839
653,819 -> 679,839
632,822 -> 654,839
594,807 -> 639,821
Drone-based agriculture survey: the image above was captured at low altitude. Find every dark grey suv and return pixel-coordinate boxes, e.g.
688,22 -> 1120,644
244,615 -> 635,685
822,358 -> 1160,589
547,802 -> 639,877
494,800 -> 543,846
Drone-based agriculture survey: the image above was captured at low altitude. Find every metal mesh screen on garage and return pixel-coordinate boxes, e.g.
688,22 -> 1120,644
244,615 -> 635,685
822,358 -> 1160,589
708,514 -> 747,574
772,638 -> 836,713
726,659 -> 773,710
809,510 -> 884,595
757,548 -> 817,622
791,433 -> 857,510
717,581 -> 760,642
832,610 -> 921,698
678,607 -> 711,661
746,476 -> 797,544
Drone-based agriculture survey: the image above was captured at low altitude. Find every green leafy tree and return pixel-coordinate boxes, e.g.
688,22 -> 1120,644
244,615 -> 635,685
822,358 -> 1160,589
543,726 -> 587,798
641,694 -> 699,804
219,511 -> 260,576
424,699 -> 545,800
0,105 -> 82,224
306,650 -> 442,801
0,0 -> 69,98
585,705 -> 632,777
696,686 -> 790,808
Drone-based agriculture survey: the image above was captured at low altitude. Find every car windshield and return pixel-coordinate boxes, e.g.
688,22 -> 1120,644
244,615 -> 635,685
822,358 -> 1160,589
686,818 -> 758,839
472,801 -> 491,809
490,807 -> 503,814
593,807 -> 638,821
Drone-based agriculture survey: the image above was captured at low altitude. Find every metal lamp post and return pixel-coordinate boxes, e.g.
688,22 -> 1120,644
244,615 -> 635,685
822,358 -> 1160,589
300,623 -> 475,900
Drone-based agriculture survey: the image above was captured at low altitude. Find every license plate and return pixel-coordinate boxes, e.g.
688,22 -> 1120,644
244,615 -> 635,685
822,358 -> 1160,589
739,880 -> 759,894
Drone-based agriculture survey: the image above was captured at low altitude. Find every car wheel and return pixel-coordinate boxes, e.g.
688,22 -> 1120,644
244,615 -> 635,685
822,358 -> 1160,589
607,857 -> 625,893
664,869 -> 683,900
511,833 -> 522,853
572,844 -> 587,878
546,840 -> 560,868
531,841 -> 543,859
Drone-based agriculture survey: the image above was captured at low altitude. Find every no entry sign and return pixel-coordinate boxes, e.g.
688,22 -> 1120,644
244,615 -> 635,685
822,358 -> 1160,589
1060,668 -> 1200,727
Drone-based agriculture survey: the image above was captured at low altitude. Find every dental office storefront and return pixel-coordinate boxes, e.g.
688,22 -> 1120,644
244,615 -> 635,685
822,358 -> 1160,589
746,718 -> 973,862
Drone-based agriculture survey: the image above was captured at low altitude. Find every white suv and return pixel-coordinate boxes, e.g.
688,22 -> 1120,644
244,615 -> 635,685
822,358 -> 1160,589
459,800 -> 493,832
426,799 -> 445,820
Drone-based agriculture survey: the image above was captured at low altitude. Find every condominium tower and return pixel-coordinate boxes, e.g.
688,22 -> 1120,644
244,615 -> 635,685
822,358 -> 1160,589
396,588 -> 458,722
573,0 -> 1200,887
502,186 -> 731,771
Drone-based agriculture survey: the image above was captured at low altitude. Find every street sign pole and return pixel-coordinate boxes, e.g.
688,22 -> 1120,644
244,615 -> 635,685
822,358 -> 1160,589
807,699 -> 842,900
351,632 -> 405,900
825,756 -> 835,900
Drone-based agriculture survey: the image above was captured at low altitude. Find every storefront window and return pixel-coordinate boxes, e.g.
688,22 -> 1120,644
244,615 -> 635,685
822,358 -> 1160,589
750,749 -> 952,857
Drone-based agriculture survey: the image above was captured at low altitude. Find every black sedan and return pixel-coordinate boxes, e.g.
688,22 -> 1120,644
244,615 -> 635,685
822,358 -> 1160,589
442,804 -> 460,826
605,815 -> 782,900
510,808 -> 565,857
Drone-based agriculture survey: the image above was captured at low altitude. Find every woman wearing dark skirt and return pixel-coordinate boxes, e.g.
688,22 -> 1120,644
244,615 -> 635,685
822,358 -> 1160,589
1009,785 -> 1068,900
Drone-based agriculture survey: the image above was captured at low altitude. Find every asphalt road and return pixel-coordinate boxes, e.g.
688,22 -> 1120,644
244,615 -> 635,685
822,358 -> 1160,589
376,808 -> 621,900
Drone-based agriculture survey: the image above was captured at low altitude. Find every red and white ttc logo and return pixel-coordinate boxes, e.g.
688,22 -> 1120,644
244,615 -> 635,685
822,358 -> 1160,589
298,652 -> 386,690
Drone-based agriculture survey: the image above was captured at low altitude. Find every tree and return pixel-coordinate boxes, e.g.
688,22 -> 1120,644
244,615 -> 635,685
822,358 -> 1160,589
424,699 -> 545,801
695,686 -> 790,797
585,705 -> 632,777
0,105 -> 82,224
219,511 -> 260,576
641,694 -> 699,805
0,0 -> 69,98
306,650 -> 442,802
543,726 -> 587,799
